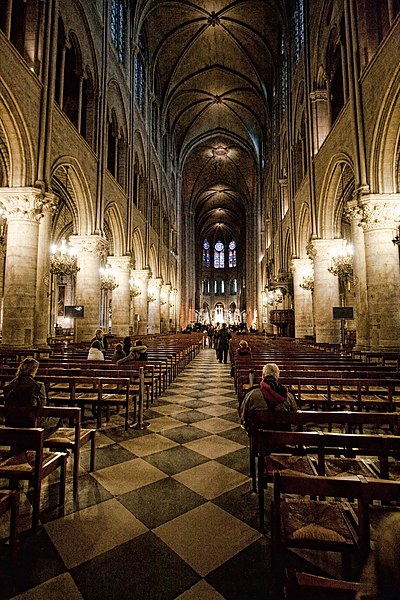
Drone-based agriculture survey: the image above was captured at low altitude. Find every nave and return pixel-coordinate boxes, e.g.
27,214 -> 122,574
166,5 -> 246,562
0,348 -> 276,600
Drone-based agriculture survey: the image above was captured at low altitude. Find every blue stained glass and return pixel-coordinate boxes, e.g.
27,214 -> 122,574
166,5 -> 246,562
111,0 -> 125,63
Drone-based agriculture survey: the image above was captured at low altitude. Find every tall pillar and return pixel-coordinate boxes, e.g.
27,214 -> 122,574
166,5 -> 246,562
160,283 -> 171,334
308,239 -> 343,344
359,197 -> 400,350
345,201 -> 369,350
291,258 -> 314,338
131,269 -> 150,336
1,188 -> 47,347
147,277 -> 162,334
0,225 -> 7,333
107,256 -> 131,337
69,235 -> 108,343
34,193 -> 58,347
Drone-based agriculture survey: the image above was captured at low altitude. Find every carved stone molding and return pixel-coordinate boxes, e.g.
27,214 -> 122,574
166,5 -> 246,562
69,235 -> 108,257
306,240 -> 317,260
0,187 -> 50,222
344,204 -> 363,223
359,199 -> 400,231
310,90 -> 328,102
107,255 -> 132,273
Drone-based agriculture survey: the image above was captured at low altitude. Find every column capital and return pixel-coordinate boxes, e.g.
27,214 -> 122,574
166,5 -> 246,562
307,238 -> 347,260
69,235 -> 108,257
310,89 -> 328,102
290,257 -> 313,274
359,195 -> 400,231
344,200 -> 363,223
107,255 -> 132,273
0,187 -> 52,222
131,268 -> 151,283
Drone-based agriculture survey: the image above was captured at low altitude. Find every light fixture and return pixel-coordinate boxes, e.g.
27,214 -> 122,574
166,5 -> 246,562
160,290 -> 167,305
327,247 -> 354,279
100,265 -> 118,290
50,240 -> 79,275
212,147 -> 228,158
299,275 -> 314,291
262,288 -> 283,307
129,278 -> 141,297
147,292 -> 156,303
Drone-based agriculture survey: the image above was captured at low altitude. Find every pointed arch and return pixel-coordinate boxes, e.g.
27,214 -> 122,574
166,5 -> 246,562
131,227 -> 145,269
317,154 -> 355,238
104,201 -> 126,256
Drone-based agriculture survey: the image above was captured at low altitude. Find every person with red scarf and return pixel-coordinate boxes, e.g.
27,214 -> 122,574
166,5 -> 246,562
239,363 -> 297,428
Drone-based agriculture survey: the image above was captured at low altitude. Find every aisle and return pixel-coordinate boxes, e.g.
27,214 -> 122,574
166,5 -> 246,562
0,348 -> 276,600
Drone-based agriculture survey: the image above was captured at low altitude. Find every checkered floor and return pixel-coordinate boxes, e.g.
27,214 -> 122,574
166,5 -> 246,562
0,348 -> 278,600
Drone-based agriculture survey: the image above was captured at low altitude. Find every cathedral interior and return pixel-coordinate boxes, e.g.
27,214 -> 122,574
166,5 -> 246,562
0,0 -> 399,348
1,1 -> 400,599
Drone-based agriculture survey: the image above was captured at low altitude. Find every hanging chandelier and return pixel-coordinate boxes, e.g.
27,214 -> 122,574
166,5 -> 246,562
262,288 -> 283,307
100,266 -> 118,290
50,240 -> 79,275
299,274 -> 314,291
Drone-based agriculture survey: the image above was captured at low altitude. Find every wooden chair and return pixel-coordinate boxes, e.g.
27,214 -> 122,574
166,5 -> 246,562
271,472 -> 363,582
0,405 -> 95,497
0,489 -> 19,560
284,568 -> 361,600
41,407 -> 96,496
0,426 -> 67,530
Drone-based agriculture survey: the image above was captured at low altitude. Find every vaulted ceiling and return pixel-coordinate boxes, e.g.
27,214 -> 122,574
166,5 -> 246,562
137,0 -> 287,240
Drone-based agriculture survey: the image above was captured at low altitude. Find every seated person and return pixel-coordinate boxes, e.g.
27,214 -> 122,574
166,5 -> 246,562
91,328 -> 108,356
112,343 -> 126,363
4,358 -> 60,436
117,340 -> 148,364
87,339 -> 105,361
239,362 -> 297,429
122,336 -> 132,356
235,339 -> 252,358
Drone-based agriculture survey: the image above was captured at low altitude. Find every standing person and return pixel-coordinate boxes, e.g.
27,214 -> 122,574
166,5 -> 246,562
217,323 -> 232,364
4,358 -> 60,435
91,328 -> 108,356
87,340 -> 105,361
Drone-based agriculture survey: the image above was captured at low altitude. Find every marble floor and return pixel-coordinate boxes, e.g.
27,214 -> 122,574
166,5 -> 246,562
0,348 -> 279,600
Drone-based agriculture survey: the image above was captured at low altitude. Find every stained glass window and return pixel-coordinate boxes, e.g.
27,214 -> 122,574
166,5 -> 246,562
111,0 -> 126,63
228,241 -> 236,267
135,34 -> 146,114
293,0 -> 305,65
203,240 -> 210,267
280,37 -> 287,117
214,241 -> 225,269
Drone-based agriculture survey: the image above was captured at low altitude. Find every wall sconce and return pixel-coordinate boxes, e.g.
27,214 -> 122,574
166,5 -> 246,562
129,278 -> 141,297
50,239 -> 79,276
100,265 -> 118,290
327,246 -> 354,280
262,288 -> 283,307
299,274 -> 314,291
392,229 -> 400,246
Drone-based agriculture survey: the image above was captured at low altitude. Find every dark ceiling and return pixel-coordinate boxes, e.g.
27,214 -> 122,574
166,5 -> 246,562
137,0 -> 286,241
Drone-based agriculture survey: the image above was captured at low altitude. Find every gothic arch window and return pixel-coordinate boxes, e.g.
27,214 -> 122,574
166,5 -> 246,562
293,0 -> 304,65
214,240 -> 225,269
63,36 -> 81,128
111,0 -> 126,63
152,101 -> 159,147
326,26 -> 345,124
228,241 -> 236,267
203,240 -> 211,268
135,34 -> 146,115
107,109 -> 118,177
81,68 -> 95,149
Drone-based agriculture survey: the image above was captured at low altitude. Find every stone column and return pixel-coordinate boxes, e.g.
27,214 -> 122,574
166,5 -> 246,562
107,256 -> 131,337
308,239 -> 343,344
345,201 -> 369,350
34,193 -> 58,347
310,90 -> 330,151
359,197 -> 400,350
1,188 -> 47,347
291,258 -> 314,338
131,268 -> 150,336
147,277 -> 162,334
160,283 -> 171,333
0,226 -> 7,333
69,235 -> 108,343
